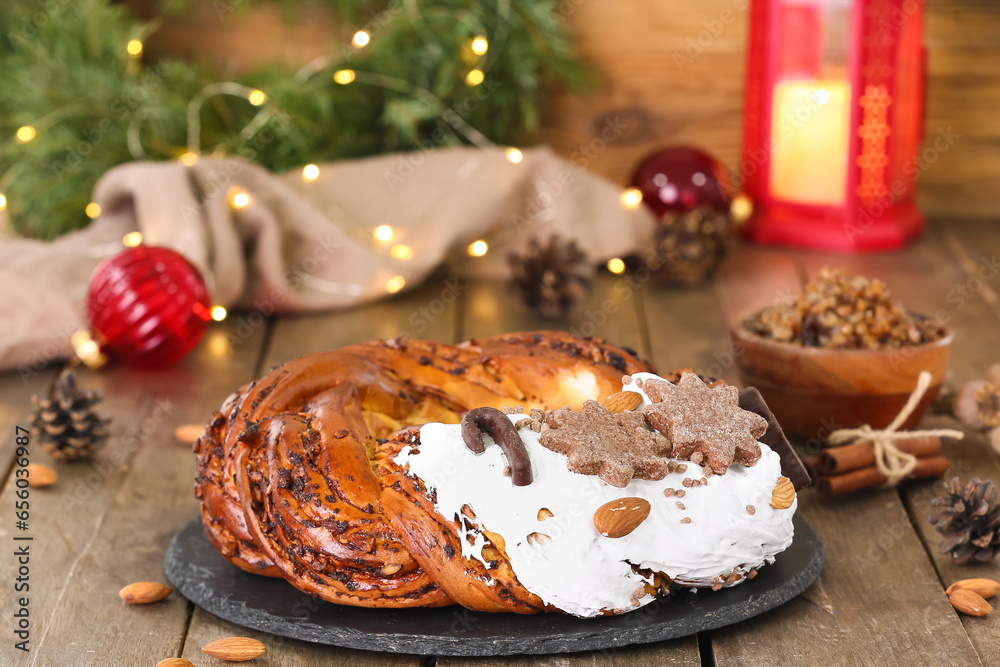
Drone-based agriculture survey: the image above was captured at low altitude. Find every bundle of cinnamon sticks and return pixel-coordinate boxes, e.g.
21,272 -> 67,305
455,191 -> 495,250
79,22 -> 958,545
805,436 -> 948,496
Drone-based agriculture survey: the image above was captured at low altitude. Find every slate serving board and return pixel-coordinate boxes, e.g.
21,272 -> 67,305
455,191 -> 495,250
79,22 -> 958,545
165,515 -> 824,656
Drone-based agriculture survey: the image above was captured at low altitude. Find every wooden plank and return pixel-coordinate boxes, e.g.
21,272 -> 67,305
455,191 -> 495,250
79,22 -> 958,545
438,640 -> 701,667
263,269 -> 463,368
643,282 -> 740,385
0,321 -> 268,666
181,607 -> 418,667
0,366 -> 62,480
180,281 -> 459,665
710,239 -> 983,664
711,488 -> 982,666
461,273 -> 647,357
901,418 -> 1000,666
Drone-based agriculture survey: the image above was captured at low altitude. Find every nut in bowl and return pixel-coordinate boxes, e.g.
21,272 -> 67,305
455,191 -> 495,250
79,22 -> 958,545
731,269 -> 953,442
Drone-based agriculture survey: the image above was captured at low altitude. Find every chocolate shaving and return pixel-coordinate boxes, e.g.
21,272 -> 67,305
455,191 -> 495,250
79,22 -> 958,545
462,407 -> 533,486
737,387 -> 812,490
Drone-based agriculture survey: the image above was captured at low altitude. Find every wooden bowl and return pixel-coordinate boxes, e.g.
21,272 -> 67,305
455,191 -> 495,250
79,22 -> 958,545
731,313 -> 953,443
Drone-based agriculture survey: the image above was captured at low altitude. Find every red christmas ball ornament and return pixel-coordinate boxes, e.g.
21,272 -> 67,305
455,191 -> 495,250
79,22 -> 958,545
85,246 -> 211,368
629,146 -> 733,217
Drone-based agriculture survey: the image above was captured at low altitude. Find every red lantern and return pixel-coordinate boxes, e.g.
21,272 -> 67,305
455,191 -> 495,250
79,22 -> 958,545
739,0 -> 925,251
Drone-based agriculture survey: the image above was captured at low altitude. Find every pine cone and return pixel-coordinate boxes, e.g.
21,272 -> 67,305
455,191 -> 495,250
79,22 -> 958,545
929,477 -> 1000,565
29,370 -> 110,462
649,207 -> 730,286
508,236 -> 591,320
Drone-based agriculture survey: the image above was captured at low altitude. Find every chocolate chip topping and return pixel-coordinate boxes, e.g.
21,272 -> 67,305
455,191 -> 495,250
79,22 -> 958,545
461,407 -> 533,486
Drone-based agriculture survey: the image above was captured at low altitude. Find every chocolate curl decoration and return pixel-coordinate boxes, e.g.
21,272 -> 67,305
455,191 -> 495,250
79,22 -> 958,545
461,407 -> 533,486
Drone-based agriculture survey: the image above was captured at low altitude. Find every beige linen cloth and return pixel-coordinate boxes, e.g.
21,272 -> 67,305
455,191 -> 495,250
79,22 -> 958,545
0,146 -> 655,374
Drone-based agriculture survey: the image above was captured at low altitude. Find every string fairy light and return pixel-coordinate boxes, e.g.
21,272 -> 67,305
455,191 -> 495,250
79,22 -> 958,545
126,39 -> 143,57
334,69 -> 356,85
15,126 -> 36,143
122,231 -> 143,247
385,275 -> 406,293
179,151 -> 198,166
391,244 -> 413,260
504,147 -> 523,164
211,305 -> 228,321
302,164 -> 320,181
374,225 -> 394,243
606,257 -> 626,274
247,89 -> 267,106
470,36 -> 489,55
620,188 -> 643,209
0,194 -> 6,211
85,202 -> 102,219
352,30 -> 370,48
468,240 -> 488,257
466,69 -> 485,86
231,191 -> 250,209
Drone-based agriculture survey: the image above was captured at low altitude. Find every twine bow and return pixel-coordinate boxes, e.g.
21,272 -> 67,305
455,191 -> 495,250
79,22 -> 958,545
828,371 -> 964,487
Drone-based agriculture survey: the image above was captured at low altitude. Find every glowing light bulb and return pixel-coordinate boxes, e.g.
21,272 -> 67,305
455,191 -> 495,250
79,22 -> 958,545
471,36 -> 489,55
606,258 -> 626,274
126,39 -> 143,57
302,164 -> 320,181
16,126 -> 36,143
248,89 -> 267,106
468,240 -> 488,257
620,187 -> 643,209
390,244 -> 413,260
385,275 -> 406,294
179,151 -> 199,166
374,225 -> 394,243
352,30 -> 370,48
730,192 -> 754,225
211,305 -> 228,321
122,231 -> 143,247
504,147 -> 523,164
466,69 -> 484,86
85,202 -> 102,219
0,194 -> 6,211
334,69 -> 356,85
231,191 -> 250,208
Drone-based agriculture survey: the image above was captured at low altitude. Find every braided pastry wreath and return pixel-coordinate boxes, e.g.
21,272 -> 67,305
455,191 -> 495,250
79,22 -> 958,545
194,331 -> 802,616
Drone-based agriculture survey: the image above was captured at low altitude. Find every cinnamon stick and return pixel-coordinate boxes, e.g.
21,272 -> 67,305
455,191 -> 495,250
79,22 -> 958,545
816,436 -> 941,475
816,456 -> 949,496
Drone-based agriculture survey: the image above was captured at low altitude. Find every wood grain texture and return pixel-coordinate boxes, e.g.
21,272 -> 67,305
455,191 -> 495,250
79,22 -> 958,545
461,273 -> 646,355
262,269 -> 463,369
182,607 -> 421,667
0,323 -> 269,666
710,488 -> 983,666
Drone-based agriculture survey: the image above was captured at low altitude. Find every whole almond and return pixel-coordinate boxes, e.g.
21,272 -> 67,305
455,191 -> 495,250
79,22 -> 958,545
947,578 -> 1000,599
118,581 -> 173,604
173,424 -> 204,444
600,391 -> 643,414
537,507 -> 554,521
202,637 -> 266,662
156,659 -> 194,667
593,497 -> 651,538
381,563 -> 402,575
949,588 -> 993,617
770,476 -> 795,510
27,463 -> 57,488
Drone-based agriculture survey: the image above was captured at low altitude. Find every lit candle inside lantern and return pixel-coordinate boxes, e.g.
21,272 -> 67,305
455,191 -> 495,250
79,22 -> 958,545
769,79 -> 851,206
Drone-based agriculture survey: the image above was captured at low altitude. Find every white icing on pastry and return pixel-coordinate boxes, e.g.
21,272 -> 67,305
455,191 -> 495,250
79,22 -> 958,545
394,372 -> 796,617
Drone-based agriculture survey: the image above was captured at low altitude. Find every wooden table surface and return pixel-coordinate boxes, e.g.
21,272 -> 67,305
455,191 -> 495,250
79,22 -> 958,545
3,220 -> 999,666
